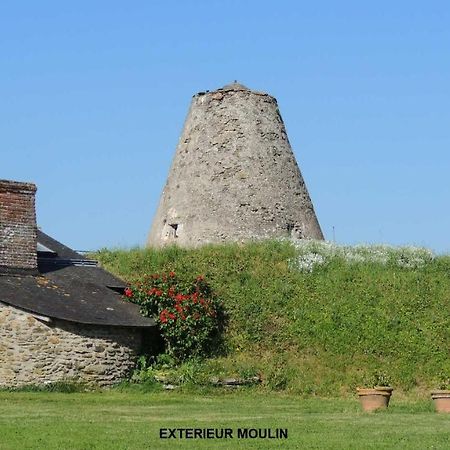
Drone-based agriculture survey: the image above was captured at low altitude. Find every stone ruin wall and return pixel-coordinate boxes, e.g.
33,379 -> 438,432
148,85 -> 323,247
0,302 -> 142,387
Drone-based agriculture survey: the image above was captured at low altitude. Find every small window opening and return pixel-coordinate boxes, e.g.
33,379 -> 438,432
169,223 -> 178,238
37,242 -> 57,257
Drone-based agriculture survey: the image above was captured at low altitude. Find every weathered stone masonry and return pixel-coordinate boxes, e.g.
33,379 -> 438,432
0,303 -> 142,387
148,82 -> 323,248
0,178 -> 155,387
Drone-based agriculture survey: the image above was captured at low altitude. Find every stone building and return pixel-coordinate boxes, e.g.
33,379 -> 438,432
0,179 -> 155,387
148,82 -> 323,248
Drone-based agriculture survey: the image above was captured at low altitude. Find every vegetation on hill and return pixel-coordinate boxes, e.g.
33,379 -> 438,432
95,240 -> 450,397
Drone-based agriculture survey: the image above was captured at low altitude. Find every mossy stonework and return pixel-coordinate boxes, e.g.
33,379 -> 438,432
148,83 -> 323,248
0,303 -> 142,387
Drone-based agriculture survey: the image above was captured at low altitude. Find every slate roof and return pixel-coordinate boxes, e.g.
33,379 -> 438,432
0,231 -> 155,328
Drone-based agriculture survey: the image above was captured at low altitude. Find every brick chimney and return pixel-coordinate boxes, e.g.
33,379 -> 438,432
0,179 -> 38,273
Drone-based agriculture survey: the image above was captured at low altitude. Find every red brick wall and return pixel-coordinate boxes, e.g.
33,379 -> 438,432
0,180 -> 37,270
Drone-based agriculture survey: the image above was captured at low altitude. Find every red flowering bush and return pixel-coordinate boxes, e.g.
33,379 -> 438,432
124,272 -> 223,361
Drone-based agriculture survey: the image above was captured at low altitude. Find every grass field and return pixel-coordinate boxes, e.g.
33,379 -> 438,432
4,241 -> 444,448
1,390 -> 449,449
95,240 -> 450,395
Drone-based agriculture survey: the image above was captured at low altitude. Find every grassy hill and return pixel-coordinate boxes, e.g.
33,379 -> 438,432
95,240 -> 450,397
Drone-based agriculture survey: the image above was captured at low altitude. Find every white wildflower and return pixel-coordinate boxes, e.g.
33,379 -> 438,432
285,239 -> 434,273
296,253 -> 326,273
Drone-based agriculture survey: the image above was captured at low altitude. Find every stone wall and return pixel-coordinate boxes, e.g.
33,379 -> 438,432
0,180 -> 37,271
0,302 -> 143,387
148,83 -> 323,248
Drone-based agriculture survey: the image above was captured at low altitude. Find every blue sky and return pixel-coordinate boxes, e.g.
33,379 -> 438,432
1,1 -> 449,252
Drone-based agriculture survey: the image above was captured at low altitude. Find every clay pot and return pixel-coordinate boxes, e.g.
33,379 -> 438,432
431,390 -> 450,413
357,387 -> 393,412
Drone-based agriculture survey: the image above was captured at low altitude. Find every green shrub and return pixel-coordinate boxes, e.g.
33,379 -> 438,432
124,272 -> 224,362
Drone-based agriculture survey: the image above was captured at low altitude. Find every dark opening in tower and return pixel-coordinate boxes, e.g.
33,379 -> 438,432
169,223 -> 178,238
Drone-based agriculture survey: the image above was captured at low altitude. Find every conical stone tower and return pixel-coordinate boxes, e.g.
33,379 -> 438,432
147,82 -> 324,247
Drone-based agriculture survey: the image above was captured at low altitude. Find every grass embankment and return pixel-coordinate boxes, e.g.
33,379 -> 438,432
95,240 -> 450,397
1,390 -> 449,449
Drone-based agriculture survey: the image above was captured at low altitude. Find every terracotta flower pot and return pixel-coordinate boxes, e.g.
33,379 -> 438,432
357,387 -> 393,412
431,390 -> 450,413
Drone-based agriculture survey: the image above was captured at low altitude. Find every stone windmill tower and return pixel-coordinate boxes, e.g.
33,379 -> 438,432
147,82 -> 323,247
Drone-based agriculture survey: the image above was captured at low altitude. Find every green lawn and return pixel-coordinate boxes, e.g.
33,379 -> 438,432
95,241 -> 450,394
0,390 -> 449,449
